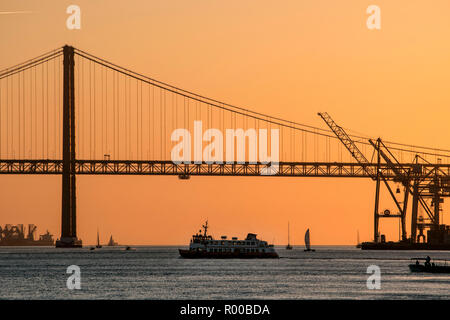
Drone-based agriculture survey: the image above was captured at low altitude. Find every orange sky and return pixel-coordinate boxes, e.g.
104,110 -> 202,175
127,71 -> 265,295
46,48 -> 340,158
1,0 -> 450,245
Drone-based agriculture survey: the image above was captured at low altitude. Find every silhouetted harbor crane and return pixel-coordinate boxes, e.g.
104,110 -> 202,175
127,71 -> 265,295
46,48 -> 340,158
319,112 -> 450,249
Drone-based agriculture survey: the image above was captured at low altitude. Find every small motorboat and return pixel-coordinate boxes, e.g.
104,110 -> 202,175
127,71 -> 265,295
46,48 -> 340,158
409,257 -> 450,273
304,229 -> 315,252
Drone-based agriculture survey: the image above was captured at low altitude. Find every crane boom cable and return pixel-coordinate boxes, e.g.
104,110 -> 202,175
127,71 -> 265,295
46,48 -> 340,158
318,112 -> 375,177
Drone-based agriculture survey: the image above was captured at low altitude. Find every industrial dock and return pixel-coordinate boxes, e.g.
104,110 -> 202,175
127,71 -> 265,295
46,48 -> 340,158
0,224 -> 54,246
319,113 -> 450,250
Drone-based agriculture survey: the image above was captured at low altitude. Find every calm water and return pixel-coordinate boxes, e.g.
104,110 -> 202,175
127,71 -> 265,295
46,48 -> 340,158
1,246 -> 449,299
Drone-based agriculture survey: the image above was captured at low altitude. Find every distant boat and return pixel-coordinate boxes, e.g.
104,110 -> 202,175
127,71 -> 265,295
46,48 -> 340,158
178,220 -> 278,258
356,230 -> 362,248
286,222 -> 293,250
107,235 -> 118,246
304,229 -> 315,252
409,257 -> 450,273
96,229 -> 102,248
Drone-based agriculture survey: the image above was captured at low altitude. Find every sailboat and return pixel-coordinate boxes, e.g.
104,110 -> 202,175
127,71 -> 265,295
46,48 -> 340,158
286,222 -> 293,250
107,235 -> 118,246
304,228 -> 315,252
96,229 -> 102,248
356,230 -> 362,248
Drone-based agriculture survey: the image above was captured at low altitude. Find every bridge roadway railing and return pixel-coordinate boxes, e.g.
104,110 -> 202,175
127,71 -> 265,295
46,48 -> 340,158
1,160 -> 450,179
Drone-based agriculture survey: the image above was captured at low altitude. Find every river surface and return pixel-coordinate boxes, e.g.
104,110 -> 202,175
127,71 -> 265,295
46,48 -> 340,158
1,246 -> 449,299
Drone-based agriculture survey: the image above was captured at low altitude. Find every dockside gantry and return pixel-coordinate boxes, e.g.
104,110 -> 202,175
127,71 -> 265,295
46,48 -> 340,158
318,112 -> 450,245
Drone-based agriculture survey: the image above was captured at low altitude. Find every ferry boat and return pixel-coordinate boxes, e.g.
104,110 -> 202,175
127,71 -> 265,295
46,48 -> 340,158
179,221 -> 279,259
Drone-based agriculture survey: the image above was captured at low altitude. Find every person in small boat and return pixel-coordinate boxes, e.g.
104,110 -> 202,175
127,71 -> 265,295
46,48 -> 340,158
425,256 -> 431,267
416,259 -> 419,265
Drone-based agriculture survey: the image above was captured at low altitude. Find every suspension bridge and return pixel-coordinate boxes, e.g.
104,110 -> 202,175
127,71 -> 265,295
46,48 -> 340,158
1,45 -> 449,247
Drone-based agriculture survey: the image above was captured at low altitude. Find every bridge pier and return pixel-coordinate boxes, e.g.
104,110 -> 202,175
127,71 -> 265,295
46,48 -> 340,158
55,45 -> 82,248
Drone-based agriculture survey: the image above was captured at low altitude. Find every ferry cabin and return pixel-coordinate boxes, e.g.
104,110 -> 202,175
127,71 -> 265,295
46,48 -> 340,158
190,233 -> 276,254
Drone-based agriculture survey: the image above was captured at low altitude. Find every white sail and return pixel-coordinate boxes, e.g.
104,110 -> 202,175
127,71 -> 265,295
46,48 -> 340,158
305,229 -> 311,250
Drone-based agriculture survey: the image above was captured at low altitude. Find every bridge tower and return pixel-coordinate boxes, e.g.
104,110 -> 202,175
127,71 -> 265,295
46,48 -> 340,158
55,45 -> 82,248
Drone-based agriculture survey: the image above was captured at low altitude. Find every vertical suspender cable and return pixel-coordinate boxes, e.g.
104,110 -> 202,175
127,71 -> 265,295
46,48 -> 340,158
6,76 -> 8,158
159,88 -> 163,160
54,54 -> 56,158
123,75 -> 126,159
152,85 -> 154,159
164,90 -> 166,159
105,68 -> 108,156
140,81 -> 143,160
128,77 -> 130,158
101,65 -> 104,157
46,61 -> 49,158
75,55 -> 79,158
114,71 -> 116,158
22,70 -> 25,158
117,72 -> 120,158
41,64 -> 44,158
58,55 -> 61,158
34,65 -> 37,158
129,77 -> 131,159
147,85 -> 151,160
89,60 -> 92,159
18,72 -> 21,158
136,79 -> 138,159
29,63 -> 32,158
81,58 -> 84,158
0,78 -> 2,158
93,62 -> 96,159
187,96 -> 189,135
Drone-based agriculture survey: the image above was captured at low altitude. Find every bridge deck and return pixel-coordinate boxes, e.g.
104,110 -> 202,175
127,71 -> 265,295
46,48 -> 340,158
1,160 -> 449,178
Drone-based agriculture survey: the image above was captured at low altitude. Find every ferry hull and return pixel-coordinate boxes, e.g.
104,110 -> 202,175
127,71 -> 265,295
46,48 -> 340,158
179,249 -> 279,259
